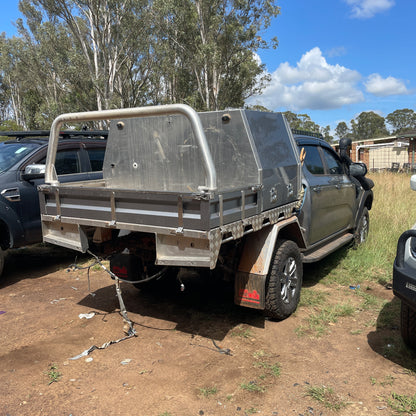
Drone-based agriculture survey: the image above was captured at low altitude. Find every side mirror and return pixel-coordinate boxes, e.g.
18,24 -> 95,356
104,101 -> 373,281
349,162 -> 367,177
22,164 -> 46,181
411,175 -> 416,191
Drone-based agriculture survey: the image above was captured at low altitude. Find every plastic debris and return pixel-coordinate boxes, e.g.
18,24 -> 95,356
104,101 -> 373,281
69,333 -> 136,360
85,357 -> 93,363
78,312 -> 95,320
120,359 -> 132,365
50,298 -> 66,304
349,285 -> 360,290
0,311 -> 6,315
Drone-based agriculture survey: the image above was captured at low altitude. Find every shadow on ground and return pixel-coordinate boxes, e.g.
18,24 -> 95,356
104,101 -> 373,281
367,296 -> 416,371
302,246 -> 349,287
78,270 -> 266,341
0,244 -> 87,289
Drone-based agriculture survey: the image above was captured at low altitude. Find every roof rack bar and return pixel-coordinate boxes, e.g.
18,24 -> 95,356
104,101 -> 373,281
0,130 -> 108,139
291,129 -> 323,139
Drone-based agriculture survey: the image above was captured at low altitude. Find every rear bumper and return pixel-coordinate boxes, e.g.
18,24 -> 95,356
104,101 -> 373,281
393,229 -> 416,309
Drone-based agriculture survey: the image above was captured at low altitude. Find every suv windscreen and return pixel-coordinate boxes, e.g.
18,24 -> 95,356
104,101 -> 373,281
0,142 -> 39,173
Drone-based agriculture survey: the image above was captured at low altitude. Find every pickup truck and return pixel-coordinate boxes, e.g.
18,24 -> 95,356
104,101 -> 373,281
38,105 -> 373,320
393,175 -> 416,348
0,130 -> 107,280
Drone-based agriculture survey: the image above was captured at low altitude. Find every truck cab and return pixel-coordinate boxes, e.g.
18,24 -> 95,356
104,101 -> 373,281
294,133 -> 373,262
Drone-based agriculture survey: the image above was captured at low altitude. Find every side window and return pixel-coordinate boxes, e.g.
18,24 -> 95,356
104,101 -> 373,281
86,148 -> 105,171
301,145 -> 325,175
39,149 -> 81,174
322,148 -> 344,175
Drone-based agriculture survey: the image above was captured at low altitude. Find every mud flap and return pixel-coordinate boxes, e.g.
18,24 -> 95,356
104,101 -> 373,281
234,272 -> 266,309
234,224 -> 280,310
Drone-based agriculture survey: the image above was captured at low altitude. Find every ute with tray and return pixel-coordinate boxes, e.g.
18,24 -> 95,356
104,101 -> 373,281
39,104 -> 373,320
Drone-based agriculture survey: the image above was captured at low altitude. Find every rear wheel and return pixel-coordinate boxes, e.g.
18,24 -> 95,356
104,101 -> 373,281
355,207 -> 369,245
264,239 -> 303,320
400,301 -> 416,349
0,247 -> 5,281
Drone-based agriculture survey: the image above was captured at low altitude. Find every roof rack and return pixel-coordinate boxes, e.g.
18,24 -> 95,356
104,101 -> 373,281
291,129 -> 323,139
0,130 -> 108,140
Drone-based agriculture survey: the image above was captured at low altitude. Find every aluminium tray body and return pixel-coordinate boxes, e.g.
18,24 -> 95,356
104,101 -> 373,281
39,105 -> 301,268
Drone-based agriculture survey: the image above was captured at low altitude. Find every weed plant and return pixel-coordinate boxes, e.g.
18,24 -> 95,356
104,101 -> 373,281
388,392 -> 416,413
306,385 -> 348,410
198,386 -> 218,398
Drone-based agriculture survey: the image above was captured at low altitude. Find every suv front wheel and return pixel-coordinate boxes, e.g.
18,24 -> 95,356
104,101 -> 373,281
355,207 -> 369,246
401,301 -> 416,349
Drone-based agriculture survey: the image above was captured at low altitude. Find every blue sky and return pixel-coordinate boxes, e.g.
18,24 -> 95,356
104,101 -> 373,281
1,0 -> 415,133
249,0 -> 416,132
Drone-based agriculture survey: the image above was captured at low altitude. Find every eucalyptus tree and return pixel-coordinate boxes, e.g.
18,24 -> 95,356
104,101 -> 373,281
19,0 -> 155,113
386,109 -> 416,135
350,111 -> 389,140
335,121 -> 350,140
152,0 -> 280,111
283,111 -> 320,133
0,35 -> 32,128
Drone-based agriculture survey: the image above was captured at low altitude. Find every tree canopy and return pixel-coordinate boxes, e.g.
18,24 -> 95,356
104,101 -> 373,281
1,1 -> 414,141
334,109 -> 416,141
0,0 -> 280,129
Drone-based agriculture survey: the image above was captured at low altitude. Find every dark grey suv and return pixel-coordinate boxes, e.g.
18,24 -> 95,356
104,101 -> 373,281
393,175 -> 416,348
0,130 -> 107,280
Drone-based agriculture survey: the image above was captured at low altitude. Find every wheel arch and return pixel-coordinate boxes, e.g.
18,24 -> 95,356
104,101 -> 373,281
0,200 -> 26,249
234,217 -> 305,311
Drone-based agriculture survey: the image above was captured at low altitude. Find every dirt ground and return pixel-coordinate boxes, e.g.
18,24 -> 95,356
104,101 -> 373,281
1,245 -> 415,416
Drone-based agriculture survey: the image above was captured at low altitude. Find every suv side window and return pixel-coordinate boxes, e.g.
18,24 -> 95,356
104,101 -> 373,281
302,145 -> 324,175
86,148 -> 105,171
322,148 -> 344,175
39,149 -> 81,174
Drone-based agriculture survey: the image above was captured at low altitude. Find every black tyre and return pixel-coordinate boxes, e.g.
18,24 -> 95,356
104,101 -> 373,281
0,247 -> 5,281
264,239 -> 303,320
355,207 -> 369,246
400,301 -> 416,349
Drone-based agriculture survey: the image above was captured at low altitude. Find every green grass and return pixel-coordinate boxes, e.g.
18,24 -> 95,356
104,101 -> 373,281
240,380 -> 266,393
388,392 -> 416,413
296,303 -> 356,337
379,374 -> 395,387
298,287 -> 328,307
306,385 -> 348,410
252,350 -> 281,377
198,386 -> 218,398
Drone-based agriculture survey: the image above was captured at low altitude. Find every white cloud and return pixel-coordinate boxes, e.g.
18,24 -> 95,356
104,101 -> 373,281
344,0 -> 395,19
248,47 -> 364,111
326,46 -> 347,58
364,73 -> 409,96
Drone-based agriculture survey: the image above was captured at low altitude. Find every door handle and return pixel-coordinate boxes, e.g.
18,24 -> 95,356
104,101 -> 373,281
1,188 -> 21,202
312,185 -> 321,193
